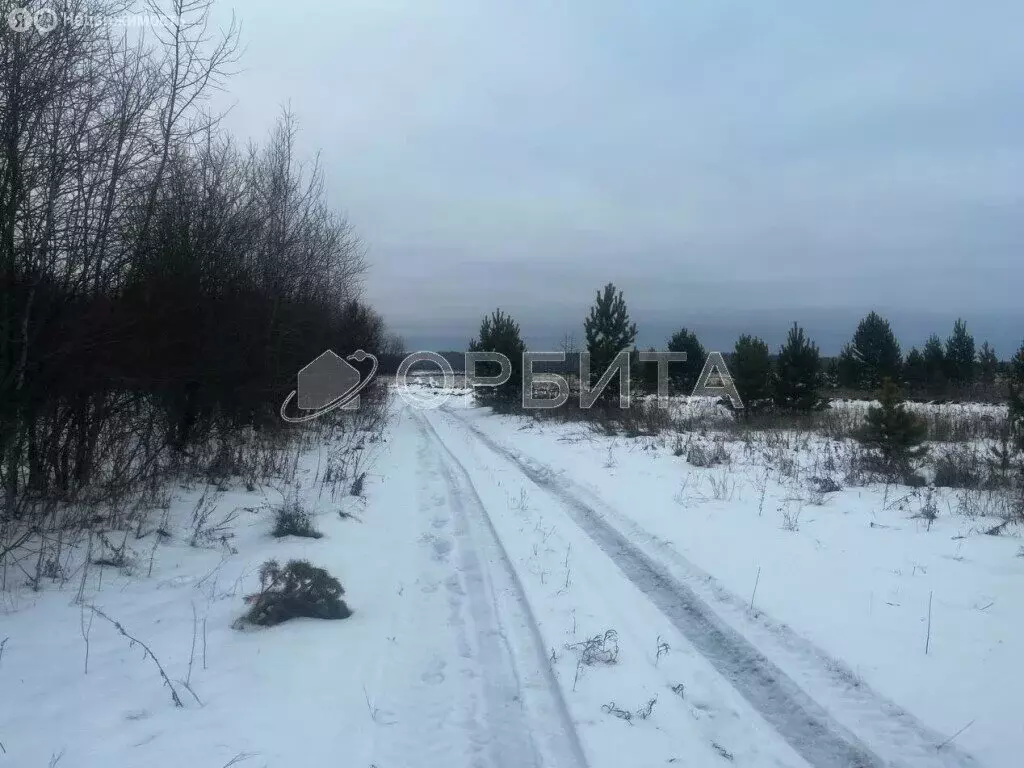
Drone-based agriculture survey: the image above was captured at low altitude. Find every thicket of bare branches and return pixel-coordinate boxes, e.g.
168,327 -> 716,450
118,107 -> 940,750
0,2 -> 390,533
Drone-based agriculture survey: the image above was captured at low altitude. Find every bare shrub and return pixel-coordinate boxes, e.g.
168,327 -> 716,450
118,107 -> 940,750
601,701 -> 634,723
952,488 -> 1009,520
913,489 -> 940,530
687,440 -> 729,468
91,531 -> 136,573
932,447 -> 985,490
810,476 -> 842,494
707,472 -> 737,501
601,695 -> 658,724
567,629 -> 620,666
187,488 -> 234,547
272,501 -> 322,539
635,695 -> 657,720
350,472 -> 366,497
780,500 -> 803,532
621,400 -> 673,437
712,743 -> 735,761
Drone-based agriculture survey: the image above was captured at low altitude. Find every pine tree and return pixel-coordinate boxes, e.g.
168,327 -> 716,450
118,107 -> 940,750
922,334 -> 946,394
978,341 -> 998,386
666,327 -> 707,395
860,378 -> 928,479
837,311 -> 902,390
824,358 -> 840,389
903,347 -> 927,393
731,334 -> 773,413
1010,340 -> 1024,453
632,347 -> 660,395
774,323 -> 824,411
944,318 -> 975,387
469,309 -> 526,409
987,342 -> 1022,494
583,283 -> 637,391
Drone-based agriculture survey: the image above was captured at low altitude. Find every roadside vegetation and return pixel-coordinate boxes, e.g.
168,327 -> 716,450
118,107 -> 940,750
1,0 -> 397,628
464,284 -> 1024,528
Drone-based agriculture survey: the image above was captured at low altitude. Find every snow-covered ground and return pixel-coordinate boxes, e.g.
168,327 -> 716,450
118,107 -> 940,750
2,392 -> 1021,767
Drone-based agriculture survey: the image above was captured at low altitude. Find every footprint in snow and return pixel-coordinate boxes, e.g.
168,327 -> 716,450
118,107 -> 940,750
432,537 -> 453,562
421,658 -> 446,685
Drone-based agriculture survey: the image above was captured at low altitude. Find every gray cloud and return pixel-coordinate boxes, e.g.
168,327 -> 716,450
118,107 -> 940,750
214,0 -> 1024,352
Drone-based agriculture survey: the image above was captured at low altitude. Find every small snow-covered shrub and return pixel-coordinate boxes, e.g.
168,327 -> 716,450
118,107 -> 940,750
810,475 -> 842,494
932,447 -> 984,490
621,400 -> 673,437
914,489 -> 940,529
848,446 -> 925,487
686,440 -> 728,468
240,559 -> 351,627
273,501 -> 322,539
350,471 -> 366,497
780,500 -> 803,532
707,471 -> 736,500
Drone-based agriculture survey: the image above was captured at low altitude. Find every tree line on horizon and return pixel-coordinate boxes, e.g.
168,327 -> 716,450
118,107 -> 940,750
465,283 -> 1024,417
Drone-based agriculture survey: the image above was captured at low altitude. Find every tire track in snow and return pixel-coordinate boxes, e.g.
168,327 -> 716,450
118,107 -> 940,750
433,408 -> 983,768
412,410 -> 590,768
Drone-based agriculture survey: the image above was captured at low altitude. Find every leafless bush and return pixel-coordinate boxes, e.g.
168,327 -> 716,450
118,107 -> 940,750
749,468 -> 770,516
932,447 -> 985,490
846,447 -> 925,487
566,628 -> 619,690
567,629 -> 620,666
350,472 -> 366,497
913,489 -> 940,530
621,400 -> 673,437
91,531 -> 136,573
687,439 -> 729,468
601,701 -> 634,723
707,472 -> 737,501
601,695 -> 657,724
711,743 -> 735,761
272,499 -> 322,540
810,475 -> 842,494
951,488 -> 1010,521
673,475 -> 705,508
187,489 -> 230,547
780,500 -> 803,532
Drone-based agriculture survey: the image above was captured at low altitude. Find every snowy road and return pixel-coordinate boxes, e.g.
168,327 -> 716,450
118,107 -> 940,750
393,403 -> 986,768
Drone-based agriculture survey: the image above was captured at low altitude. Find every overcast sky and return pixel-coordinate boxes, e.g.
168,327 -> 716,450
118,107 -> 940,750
214,1 -> 1023,354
